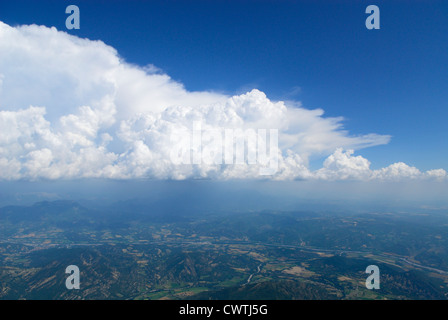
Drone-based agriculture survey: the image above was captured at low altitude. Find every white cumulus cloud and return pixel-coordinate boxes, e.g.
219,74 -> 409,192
0,21 -> 445,181
315,149 -> 446,181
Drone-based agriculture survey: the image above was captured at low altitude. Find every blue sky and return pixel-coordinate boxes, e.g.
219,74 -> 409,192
1,0 -> 447,171
0,0 -> 447,192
